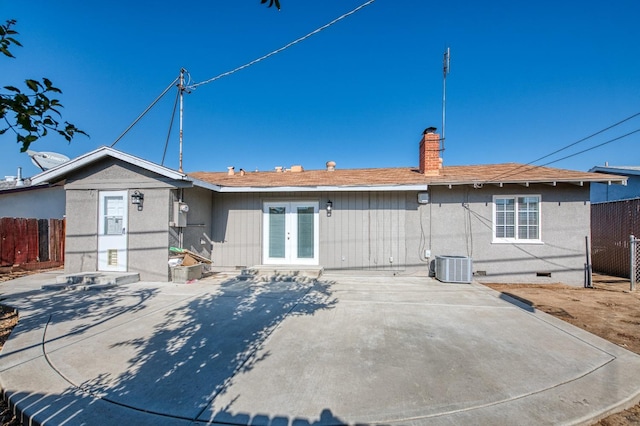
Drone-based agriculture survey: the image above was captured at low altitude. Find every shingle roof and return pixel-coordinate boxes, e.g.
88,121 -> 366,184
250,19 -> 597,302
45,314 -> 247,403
0,179 -> 33,192
189,163 -> 627,190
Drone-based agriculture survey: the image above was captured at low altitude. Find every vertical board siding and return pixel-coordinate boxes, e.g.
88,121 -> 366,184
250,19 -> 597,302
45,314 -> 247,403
211,191 -> 407,271
13,218 -> 28,265
0,217 -> 65,268
0,217 -> 15,266
38,219 -> 49,261
212,192 -> 261,268
26,219 -> 39,263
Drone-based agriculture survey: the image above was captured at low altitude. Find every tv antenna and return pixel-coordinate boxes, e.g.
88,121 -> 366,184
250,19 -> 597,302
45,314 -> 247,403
442,47 -> 450,153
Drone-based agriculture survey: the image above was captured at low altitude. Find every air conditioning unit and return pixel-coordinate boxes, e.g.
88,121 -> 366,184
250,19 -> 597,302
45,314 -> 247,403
435,255 -> 472,283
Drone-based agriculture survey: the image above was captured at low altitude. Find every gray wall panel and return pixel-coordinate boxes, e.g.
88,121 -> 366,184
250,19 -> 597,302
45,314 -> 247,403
65,159 -> 179,190
210,184 -> 590,284
128,188 -> 171,282
419,185 -> 591,285
180,187 -> 214,260
64,189 -> 98,274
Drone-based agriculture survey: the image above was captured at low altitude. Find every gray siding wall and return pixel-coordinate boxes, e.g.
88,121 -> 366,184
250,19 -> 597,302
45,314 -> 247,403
211,192 -> 270,269
65,189 -> 99,273
211,191 -> 408,271
64,159 -> 177,281
128,188 -> 172,282
212,184 -> 591,285
322,192 -> 407,271
0,186 -> 65,219
172,187 -> 214,260
414,185 -> 591,285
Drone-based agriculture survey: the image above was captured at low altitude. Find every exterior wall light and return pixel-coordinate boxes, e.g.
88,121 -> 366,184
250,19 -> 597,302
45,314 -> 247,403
326,200 -> 333,217
131,190 -> 144,211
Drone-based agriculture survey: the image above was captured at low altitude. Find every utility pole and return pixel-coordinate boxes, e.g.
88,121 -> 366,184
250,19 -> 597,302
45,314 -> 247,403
178,68 -> 185,173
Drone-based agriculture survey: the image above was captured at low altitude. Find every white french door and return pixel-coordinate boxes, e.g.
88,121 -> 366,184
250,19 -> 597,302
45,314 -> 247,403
263,201 -> 319,265
98,191 -> 128,271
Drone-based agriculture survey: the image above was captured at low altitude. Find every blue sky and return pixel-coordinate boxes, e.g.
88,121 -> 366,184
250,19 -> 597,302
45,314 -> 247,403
2,0 -> 639,177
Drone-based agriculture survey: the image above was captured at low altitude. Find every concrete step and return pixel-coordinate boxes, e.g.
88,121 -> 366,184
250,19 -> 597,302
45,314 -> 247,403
42,272 -> 139,291
239,265 -> 323,282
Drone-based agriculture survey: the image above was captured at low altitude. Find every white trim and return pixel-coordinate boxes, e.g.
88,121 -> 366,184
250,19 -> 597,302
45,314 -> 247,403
219,184 -> 428,193
190,178 -> 222,192
262,201 -> 319,265
98,190 -> 128,272
492,194 -> 543,244
31,146 -> 190,185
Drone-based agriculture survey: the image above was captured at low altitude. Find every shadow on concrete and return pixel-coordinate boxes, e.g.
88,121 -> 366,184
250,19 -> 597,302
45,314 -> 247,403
4,274 -> 339,424
0,285 -> 160,359
498,292 -> 535,313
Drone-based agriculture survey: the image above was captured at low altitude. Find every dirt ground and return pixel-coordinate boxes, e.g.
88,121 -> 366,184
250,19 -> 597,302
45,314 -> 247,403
0,271 -> 638,425
484,275 -> 640,425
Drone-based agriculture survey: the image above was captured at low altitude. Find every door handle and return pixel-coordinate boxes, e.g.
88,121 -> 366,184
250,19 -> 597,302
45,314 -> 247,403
122,227 -> 126,235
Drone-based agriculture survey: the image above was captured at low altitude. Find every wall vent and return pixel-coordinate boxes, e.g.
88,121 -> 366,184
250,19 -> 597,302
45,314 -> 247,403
435,255 -> 473,283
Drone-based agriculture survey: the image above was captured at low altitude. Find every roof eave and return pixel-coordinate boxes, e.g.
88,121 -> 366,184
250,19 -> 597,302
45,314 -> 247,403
215,184 -> 429,193
589,166 -> 640,177
31,146 -> 190,185
429,177 -> 628,188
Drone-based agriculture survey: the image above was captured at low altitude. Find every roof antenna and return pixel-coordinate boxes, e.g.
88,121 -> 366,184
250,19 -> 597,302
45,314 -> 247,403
441,47 -> 450,154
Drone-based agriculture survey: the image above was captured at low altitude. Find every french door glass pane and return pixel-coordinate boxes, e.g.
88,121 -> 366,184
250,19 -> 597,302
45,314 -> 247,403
297,206 -> 314,258
269,207 -> 286,258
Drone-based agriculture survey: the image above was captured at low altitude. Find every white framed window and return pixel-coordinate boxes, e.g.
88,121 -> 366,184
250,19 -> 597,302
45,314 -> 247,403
493,195 -> 542,243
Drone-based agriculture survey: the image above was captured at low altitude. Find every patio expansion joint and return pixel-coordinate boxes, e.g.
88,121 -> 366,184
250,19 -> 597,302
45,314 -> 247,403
376,357 -> 619,424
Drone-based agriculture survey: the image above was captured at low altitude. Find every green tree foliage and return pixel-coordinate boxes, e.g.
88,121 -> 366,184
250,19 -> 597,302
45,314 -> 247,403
1,19 -> 87,152
261,0 -> 281,10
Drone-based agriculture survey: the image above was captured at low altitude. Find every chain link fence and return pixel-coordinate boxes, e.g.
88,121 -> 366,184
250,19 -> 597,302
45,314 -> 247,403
591,198 -> 640,278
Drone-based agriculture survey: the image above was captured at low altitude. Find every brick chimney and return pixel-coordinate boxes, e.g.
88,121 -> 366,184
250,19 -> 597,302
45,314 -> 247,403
419,127 -> 442,175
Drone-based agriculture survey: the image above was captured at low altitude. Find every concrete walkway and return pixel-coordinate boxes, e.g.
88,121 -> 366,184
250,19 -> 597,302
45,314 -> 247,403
1,271 -> 640,425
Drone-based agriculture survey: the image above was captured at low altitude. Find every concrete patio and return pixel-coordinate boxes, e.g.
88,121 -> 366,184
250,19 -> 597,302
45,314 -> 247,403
0,271 -> 639,425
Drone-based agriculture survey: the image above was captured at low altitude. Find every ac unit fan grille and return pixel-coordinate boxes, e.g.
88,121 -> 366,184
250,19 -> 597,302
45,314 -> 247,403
435,256 -> 472,283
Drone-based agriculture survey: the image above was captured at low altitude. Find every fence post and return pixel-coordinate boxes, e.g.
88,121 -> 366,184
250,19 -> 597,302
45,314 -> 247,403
584,236 -> 593,288
632,235 -> 637,292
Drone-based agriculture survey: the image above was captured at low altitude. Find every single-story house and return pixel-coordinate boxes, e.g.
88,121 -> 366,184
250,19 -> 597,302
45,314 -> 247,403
0,171 -> 65,220
31,128 -> 626,285
589,165 -> 640,202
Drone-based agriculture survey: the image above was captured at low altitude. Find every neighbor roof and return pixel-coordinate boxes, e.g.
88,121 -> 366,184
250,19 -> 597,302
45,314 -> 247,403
190,163 -> 627,192
588,165 -> 640,177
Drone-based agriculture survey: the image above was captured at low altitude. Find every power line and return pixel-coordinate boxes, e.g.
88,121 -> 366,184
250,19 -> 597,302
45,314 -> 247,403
540,127 -> 640,167
187,0 -> 376,90
162,88 -> 180,166
485,111 -> 640,182
110,77 -> 180,147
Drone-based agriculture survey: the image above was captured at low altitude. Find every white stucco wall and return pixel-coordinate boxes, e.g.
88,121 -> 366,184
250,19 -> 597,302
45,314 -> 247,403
0,185 -> 65,219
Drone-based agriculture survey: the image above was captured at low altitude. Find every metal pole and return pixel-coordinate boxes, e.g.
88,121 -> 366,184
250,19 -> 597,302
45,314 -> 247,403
441,47 -> 449,153
585,235 -> 593,288
178,68 -> 185,173
631,235 -> 636,291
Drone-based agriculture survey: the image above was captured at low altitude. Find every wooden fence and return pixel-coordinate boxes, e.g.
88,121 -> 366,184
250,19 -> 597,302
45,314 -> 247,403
0,217 -> 65,271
